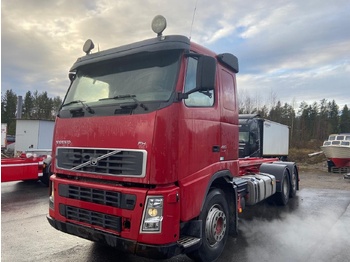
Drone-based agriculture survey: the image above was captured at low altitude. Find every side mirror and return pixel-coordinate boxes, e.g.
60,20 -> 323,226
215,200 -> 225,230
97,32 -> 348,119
68,72 -> 76,81
177,55 -> 216,101
196,55 -> 216,90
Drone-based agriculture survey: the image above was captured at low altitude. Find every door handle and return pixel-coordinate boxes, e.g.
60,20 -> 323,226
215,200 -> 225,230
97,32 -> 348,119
212,145 -> 220,152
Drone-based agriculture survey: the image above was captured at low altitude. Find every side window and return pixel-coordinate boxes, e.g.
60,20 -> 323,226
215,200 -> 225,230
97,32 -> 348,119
184,57 -> 214,107
221,69 -> 236,111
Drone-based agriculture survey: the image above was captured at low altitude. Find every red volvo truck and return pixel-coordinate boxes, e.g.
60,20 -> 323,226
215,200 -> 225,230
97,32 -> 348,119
47,16 -> 299,262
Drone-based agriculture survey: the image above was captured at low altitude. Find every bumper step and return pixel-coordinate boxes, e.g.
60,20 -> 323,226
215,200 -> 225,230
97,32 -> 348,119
177,236 -> 201,248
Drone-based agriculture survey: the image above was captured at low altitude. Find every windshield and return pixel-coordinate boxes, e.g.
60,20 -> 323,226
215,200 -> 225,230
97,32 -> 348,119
239,132 -> 249,142
63,50 -> 181,107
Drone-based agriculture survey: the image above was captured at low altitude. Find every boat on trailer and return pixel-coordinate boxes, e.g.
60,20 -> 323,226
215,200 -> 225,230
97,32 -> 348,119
321,133 -> 350,168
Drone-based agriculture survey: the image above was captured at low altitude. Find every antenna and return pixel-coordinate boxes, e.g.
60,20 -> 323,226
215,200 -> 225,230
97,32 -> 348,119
189,0 -> 198,40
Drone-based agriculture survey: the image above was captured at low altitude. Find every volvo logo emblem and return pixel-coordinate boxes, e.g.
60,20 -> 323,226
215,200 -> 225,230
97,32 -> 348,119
90,158 -> 98,166
71,150 -> 121,171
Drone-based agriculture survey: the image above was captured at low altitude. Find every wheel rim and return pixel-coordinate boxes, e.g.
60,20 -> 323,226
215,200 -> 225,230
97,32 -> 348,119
205,205 -> 227,246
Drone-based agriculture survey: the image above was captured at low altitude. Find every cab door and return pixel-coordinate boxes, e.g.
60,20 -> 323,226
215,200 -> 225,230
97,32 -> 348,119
178,55 -> 221,179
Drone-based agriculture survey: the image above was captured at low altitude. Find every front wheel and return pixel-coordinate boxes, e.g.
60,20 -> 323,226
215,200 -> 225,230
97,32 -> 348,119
187,189 -> 229,262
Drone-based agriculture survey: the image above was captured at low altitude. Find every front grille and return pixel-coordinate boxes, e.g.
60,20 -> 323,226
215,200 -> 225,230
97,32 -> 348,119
59,204 -> 122,232
56,147 -> 145,177
58,184 -> 136,210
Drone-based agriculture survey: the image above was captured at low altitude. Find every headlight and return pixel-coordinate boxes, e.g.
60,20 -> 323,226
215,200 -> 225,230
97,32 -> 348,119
141,196 -> 163,232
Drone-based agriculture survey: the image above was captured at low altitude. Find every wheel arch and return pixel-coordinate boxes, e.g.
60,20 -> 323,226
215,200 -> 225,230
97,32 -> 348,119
271,161 -> 299,191
259,163 -> 291,192
200,170 -> 238,236
283,162 -> 299,190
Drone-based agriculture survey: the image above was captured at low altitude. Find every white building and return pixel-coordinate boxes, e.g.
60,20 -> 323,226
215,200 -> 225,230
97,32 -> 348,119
15,119 -> 54,153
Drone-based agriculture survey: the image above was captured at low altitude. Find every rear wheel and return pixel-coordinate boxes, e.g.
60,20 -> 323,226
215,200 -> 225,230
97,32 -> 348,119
275,171 -> 290,206
187,189 -> 229,262
289,166 -> 298,198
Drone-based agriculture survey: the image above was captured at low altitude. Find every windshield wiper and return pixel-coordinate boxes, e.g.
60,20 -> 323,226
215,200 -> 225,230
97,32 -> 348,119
61,100 -> 95,114
99,94 -> 148,111
99,94 -> 136,100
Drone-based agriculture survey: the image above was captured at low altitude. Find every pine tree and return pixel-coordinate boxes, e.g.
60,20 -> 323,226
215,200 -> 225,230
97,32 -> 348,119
52,96 -> 63,119
318,99 -> 330,140
328,100 -> 339,134
269,101 -> 283,123
339,105 -> 350,133
23,91 -> 34,119
1,90 -> 18,134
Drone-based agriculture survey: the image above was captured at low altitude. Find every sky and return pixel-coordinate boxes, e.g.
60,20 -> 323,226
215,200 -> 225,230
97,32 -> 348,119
1,0 -> 350,110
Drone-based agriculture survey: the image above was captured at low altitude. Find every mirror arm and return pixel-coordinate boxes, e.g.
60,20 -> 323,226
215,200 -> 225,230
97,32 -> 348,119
176,86 -> 203,101
176,92 -> 189,101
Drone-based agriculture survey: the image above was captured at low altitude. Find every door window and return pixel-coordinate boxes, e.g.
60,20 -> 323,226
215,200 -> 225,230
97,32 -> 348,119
184,57 -> 214,107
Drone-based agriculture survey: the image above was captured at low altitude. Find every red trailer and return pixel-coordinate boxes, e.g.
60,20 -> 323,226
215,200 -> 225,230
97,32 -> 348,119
1,154 -> 51,186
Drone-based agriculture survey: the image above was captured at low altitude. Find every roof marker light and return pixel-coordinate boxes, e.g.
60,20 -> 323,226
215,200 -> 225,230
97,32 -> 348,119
151,15 -> 167,37
83,39 -> 95,55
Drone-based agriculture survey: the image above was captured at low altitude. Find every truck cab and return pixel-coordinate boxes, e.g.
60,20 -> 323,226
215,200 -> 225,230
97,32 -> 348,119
239,114 -> 261,157
48,15 -> 240,261
239,114 -> 289,160
47,16 -> 298,262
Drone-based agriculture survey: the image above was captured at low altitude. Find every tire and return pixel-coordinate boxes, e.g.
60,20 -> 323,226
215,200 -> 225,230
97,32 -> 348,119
275,170 -> 290,206
289,166 -> 298,198
40,161 -> 52,187
187,189 -> 229,262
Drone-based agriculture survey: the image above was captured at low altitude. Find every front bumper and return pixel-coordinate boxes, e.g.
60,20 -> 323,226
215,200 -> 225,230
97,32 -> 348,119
47,215 -> 182,259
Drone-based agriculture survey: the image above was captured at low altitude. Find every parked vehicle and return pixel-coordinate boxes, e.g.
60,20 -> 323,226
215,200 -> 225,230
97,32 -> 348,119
239,114 -> 289,160
47,16 -> 299,262
1,123 -> 9,151
1,152 -> 52,186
